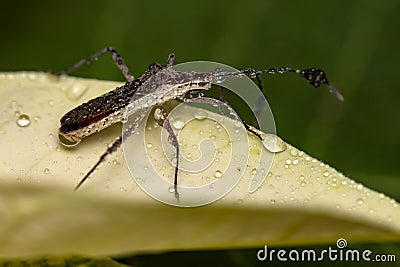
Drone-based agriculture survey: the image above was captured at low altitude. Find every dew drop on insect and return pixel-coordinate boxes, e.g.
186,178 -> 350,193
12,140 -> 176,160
154,108 -> 164,122
59,134 -> 81,147
262,134 -> 286,153
194,110 -> 207,120
214,170 -> 223,178
121,116 -> 128,123
43,168 -> 50,174
357,198 -> 364,205
251,168 -> 257,175
17,114 -> 30,127
146,143 -> 153,148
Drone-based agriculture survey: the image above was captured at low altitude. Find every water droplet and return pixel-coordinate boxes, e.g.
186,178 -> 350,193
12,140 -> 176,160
323,171 -> 330,177
48,100 -> 54,106
77,156 -> 82,161
214,170 -> 223,178
262,134 -> 287,153
43,168 -> 50,174
292,159 -> 299,165
369,208 -> 374,214
335,204 -> 341,209
59,133 -> 81,147
168,186 -> 176,193
146,143 -> 153,148
379,193 -> 385,199
194,110 -> 207,120
300,181 -> 307,187
210,135 -> 216,140
154,109 -> 162,123
356,184 -> 363,191
66,84 -> 88,101
274,192 -> 280,197
357,198 -> 364,205
210,183 -> 215,189
285,159 -> 292,165
172,118 -> 185,129
251,168 -> 257,175
17,114 -> 31,127
121,116 -> 128,123
234,121 -> 242,129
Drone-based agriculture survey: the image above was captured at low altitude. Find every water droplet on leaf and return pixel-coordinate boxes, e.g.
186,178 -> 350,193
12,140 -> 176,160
17,114 -> 30,127
262,134 -> 287,153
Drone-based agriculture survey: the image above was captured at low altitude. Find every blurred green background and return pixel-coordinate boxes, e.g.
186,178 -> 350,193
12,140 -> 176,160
0,0 -> 399,266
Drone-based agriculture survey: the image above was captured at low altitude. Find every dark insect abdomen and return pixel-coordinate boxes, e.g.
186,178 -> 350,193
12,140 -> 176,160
59,82 -> 138,134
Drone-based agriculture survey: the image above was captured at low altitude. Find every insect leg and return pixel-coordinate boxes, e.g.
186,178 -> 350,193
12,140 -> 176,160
53,46 -> 135,82
165,53 -> 175,68
74,108 -> 148,190
156,105 -> 180,201
184,97 -> 264,142
218,86 -> 225,102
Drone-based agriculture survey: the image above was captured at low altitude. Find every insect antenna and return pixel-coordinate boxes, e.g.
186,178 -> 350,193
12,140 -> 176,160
218,67 -> 344,101
247,67 -> 343,101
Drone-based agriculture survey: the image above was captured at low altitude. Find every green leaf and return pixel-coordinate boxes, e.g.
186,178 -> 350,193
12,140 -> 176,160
0,72 -> 399,259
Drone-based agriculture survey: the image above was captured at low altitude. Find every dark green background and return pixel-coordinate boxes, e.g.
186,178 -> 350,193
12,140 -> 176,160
0,1 -> 399,266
